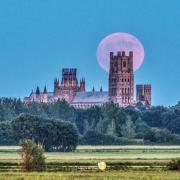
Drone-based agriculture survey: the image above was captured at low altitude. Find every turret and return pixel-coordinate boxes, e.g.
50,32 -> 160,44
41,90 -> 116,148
129,51 -> 133,72
92,87 -> 95,92
43,85 -> 47,94
79,78 -> 85,92
136,85 -> 144,102
35,86 -> 41,102
122,51 -> 125,56
42,85 -> 48,103
54,78 -> 59,97
36,86 -> 40,95
144,84 -> 151,105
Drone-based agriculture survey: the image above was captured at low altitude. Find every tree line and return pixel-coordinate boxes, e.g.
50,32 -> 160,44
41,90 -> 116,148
0,98 -> 180,148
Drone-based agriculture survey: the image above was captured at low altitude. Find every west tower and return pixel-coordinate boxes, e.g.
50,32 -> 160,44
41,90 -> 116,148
109,51 -> 134,106
59,68 -> 78,102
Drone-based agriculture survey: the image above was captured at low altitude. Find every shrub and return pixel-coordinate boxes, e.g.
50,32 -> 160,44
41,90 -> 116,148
168,158 -> 180,170
18,139 -> 46,172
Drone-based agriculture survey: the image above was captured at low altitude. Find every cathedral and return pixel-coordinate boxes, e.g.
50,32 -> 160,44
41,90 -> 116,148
24,51 -> 152,108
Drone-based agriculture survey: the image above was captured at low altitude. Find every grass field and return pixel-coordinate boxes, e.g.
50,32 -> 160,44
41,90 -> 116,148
0,146 -> 179,179
0,145 -> 180,163
0,171 -> 180,180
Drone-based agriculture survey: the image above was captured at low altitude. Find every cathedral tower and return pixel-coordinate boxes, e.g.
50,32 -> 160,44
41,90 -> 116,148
60,68 -> 78,102
109,51 -> 134,106
136,84 -> 152,105
136,85 -> 144,102
144,84 -> 151,105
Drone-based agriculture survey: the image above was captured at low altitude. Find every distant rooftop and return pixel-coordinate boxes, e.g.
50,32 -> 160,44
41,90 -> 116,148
72,91 -> 109,103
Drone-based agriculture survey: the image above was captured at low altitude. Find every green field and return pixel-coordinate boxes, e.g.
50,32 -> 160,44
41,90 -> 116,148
0,145 -> 180,163
0,171 -> 180,180
0,146 -> 180,179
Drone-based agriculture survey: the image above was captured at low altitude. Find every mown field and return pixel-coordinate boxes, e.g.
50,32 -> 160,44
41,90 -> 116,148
0,146 -> 180,179
0,171 -> 180,180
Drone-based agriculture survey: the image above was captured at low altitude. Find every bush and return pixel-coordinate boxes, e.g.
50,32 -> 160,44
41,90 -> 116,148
18,139 -> 46,172
168,158 -> 180,170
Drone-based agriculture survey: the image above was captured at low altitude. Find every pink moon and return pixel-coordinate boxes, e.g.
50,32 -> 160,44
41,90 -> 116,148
96,32 -> 145,72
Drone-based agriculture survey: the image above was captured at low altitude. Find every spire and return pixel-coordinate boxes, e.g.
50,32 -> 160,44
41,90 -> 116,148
43,85 -> 47,94
100,86 -> 103,92
36,86 -> 40,95
92,87 -> 95,92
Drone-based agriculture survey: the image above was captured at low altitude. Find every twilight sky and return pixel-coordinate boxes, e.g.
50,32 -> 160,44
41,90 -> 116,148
0,0 -> 180,106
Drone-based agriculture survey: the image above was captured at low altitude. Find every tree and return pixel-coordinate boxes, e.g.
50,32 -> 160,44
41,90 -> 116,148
75,109 -> 90,135
97,102 -> 120,135
166,117 -> 180,134
51,100 -> 77,122
1,97 -> 180,146
135,118 -> 151,139
124,108 -> 141,123
121,118 -> 135,139
12,113 -> 78,152
144,128 -> 173,143
81,130 -> 103,145
0,122 -> 17,145
161,110 -> 177,130
18,139 -> 46,172
49,119 -> 79,152
142,106 -> 167,127
114,109 -> 128,137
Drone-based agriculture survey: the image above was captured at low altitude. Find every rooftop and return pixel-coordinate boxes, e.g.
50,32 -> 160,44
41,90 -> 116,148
72,91 -> 109,103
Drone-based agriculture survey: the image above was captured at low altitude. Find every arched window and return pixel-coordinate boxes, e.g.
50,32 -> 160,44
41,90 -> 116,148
123,61 -> 126,67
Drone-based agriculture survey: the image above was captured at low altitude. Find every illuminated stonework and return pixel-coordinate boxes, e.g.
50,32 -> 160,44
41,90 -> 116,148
109,51 -> 134,106
24,51 -> 152,108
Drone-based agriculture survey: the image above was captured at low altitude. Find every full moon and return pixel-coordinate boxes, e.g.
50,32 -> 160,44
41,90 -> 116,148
96,32 -> 145,72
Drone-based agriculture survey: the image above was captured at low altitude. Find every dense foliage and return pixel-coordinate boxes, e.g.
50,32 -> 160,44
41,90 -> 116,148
12,114 -> 78,152
0,98 -> 180,146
